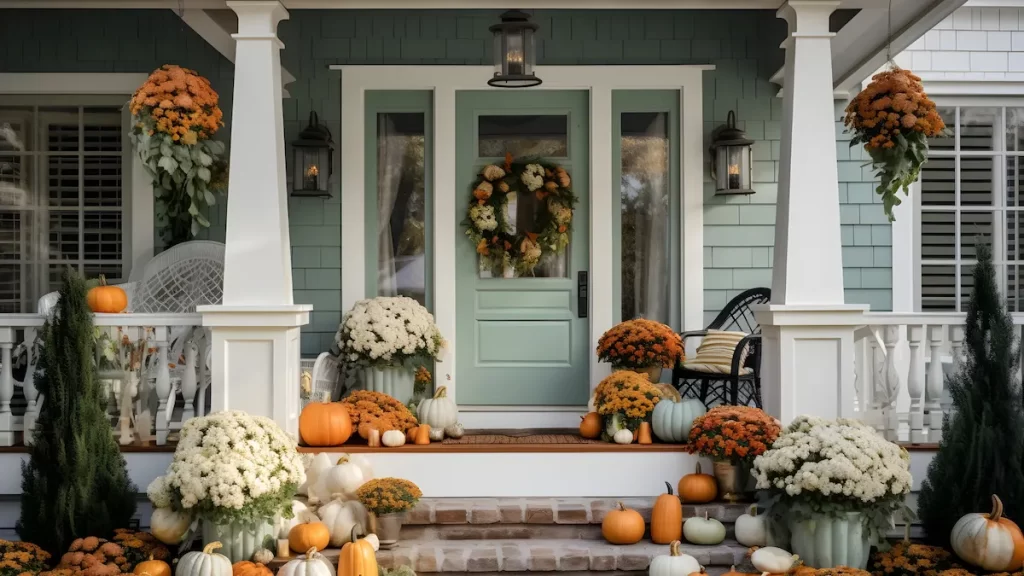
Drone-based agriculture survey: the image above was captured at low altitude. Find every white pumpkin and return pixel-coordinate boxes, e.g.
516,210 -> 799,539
150,507 -> 192,544
381,429 -> 406,447
648,540 -> 700,576
735,505 -> 767,547
297,453 -> 314,496
279,499 -> 321,539
323,456 -> 365,498
417,386 -> 459,430
176,542 -> 232,576
306,453 -> 335,504
750,547 -> 798,574
318,498 -> 370,547
613,429 -> 633,444
683,512 -> 726,545
951,494 -> 1024,571
336,453 -> 374,480
277,547 -> 336,576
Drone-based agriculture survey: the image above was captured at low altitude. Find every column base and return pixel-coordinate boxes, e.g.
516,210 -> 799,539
754,304 -> 868,425
199,305 -> 312,437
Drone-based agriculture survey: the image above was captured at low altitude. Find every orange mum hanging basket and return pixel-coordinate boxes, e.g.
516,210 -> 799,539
844,67 -> 947,222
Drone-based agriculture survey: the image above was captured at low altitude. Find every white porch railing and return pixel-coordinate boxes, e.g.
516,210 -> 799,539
0,312 -> 209,446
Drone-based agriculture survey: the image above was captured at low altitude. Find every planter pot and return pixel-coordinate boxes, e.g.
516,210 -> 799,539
613,365 -> 663,383
712,460 -> 751,502
373,512 -> 406,550
363,366 -> 415,404
201,517 -> 276,562
788,511 -> 871,569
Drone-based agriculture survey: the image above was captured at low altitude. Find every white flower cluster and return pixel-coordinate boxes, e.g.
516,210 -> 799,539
753,415 -> 912,504
521,164 -> 545,191
549,200 -> 572,226
336,296 -> 445,366
148,410 -> 305,512
470,204 -> 498,231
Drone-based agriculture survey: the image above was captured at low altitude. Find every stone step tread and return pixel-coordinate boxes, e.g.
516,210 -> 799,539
410,498 -> 754,526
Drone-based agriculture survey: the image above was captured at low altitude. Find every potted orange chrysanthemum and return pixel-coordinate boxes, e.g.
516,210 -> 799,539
687,405 -> 781,501
596,319 -> 684,383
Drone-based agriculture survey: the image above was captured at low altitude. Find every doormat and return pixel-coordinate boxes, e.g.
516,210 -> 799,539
442,428 -> 604,445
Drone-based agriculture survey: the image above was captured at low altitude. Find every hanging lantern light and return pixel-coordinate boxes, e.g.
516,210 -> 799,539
291,111 -> 334,197
710,110 -> 755,195
488,10 -> 541,88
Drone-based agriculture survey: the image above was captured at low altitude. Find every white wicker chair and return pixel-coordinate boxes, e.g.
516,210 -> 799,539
300,352 -> 342,409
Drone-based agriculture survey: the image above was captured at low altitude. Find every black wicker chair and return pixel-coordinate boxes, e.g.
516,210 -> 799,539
672,287 -> 770,407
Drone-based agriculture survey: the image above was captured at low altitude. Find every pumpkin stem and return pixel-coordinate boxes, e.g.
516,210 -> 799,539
331,492 -> 346,501
305,547 -> 319,557
992,494 -> 1005,521
350,524 -> 364,543
202,542 -> 223,554
902,522 -> 910,545
748,505 -> 758,517
98,274 -> 107,287
669,541 -> 681,556
337,456 -> 350,465
664,481 -> 673,497
148,555 -> 154,562
704,511 -> 709,521
616,501 -> 626,512
695,462 -> 702,475
434,386 -> 447,398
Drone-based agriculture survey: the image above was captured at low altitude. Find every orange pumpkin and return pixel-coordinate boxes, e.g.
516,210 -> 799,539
299,401 -> 352,446
414,424 -> 431,445
688,569 -> 707,576
638,422 -> 653,444
232,561 -> 272,576
87,275 -> 127,313
579,412 -> 601,439
678,462 -> 717,503
133,556 -> 171,576
651,481 -> 683,544
288,521 -> 330,553
339,526 -> 378,576
601,501 -> 646,544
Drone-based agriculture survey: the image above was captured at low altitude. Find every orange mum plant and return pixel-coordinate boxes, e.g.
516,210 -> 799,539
593,371 -> 661,436
41,532 -> 165,576
130,65 -> 227,246
596,318 -> 684,370
355,477 -> 423,516
0,540 -> 50,576
342,390 -> 418,438
686,405 -> 780,463
844,67 -> 947,221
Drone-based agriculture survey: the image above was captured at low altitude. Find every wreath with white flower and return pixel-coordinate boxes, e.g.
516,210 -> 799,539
463,153 -> 577,276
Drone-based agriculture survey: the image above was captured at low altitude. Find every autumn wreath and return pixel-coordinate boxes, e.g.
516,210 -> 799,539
844,67 -> 947,221
463,153 -> 577,276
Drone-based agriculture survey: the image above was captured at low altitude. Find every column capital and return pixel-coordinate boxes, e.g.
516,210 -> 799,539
778,0 -> 839,37
228,0 -> 288,39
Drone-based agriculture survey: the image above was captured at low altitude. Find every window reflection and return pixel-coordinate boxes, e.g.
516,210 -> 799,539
377,113 -> 427,305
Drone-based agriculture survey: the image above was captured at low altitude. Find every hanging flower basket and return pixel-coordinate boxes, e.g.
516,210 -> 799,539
844,67 -> 947,222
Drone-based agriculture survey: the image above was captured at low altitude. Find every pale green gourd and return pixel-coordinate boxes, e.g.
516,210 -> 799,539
683,512 -> 726,545
177,542 -> 232,576
652,398 -> 706,443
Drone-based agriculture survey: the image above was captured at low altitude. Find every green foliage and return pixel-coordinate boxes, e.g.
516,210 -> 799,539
17,268 -> 137,557
379,566 -> 417,576
849,130 -> 931,222
918,241 -> 1024,546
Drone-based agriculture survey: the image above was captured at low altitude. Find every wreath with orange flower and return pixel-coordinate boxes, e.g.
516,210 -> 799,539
596,319 -> 684,370
844,67 -> 947,222
130,65 -> 228,245
463,153 -> 578,276
686,405 -> 780,463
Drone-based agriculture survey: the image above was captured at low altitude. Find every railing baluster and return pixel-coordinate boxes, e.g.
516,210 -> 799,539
198,329 -> 210,417
181,337 -> 198,422
22,327 -> 39,446
153,326 -> 172,445
881,326 -> 901,442
868,331 -> 884,435
926,324 -> 946,444
0,329 -> 14,447
907,325 -> 926,444
947,325 -> 965,419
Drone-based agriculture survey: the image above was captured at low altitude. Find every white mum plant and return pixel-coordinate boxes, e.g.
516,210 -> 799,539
753,415 -> 913,544
336,296 -> 445,368
147,410 -> 305,524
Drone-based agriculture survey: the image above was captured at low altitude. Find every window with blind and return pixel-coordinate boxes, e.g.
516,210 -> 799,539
0,104 -> 128,313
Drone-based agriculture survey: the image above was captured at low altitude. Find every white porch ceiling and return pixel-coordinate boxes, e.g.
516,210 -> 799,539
0,0 -> 929,8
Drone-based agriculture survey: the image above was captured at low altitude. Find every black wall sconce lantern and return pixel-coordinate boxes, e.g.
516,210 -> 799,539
291,111 -> 334,197
710,110 -> 755,195
489,10 -> 541,88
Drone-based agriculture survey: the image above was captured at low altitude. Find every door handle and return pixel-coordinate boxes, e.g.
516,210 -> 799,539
578,271 -> 588,319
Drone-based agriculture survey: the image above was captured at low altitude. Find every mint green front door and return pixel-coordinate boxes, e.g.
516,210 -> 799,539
455,90 -> 590,407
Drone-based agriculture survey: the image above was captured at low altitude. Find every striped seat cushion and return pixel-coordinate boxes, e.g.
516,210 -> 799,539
682,330 -> 752,375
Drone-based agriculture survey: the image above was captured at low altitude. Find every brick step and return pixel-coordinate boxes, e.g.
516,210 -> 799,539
408,498 -> 753,526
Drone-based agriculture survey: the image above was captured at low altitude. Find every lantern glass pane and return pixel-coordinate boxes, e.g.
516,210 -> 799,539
740,145 -> 752,190
300,148 -> 321,191
506,31 -> 525,76
492,34 -> 502,76
715,150 -> 729,191
726,146 -> 744,190
317,147 -> 330,192
524,29 -> 536,74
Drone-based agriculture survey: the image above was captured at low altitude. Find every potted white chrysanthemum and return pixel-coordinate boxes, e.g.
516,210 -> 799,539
147,411 -> 305,562
752,415 -> 913,570
335,296 -> 445,404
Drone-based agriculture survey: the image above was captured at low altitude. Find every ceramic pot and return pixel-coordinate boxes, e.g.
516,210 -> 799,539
201,517 -> 276,562
613,365 -> 663,383
788,511 -> 871,569
712,460 -> 749,502
363,366 -> 415,404
374,512 -> 406,550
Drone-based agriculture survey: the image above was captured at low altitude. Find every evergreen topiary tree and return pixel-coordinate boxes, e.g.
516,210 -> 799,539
918,241 -> 1024,545
17,268 -> 137,557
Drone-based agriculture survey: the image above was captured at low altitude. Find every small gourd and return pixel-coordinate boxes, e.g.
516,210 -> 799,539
735,505 -> 767,547
444,422 -> 465,439
177,542 -> 232,576
414,424 -> 432,444
135,556 -> 172,576
601,501 -> 645,544
613,429 -> 633,444
750,547 -> 798,574
406,426 -> 419,443
651,481 -> 683,544
277,548 -> 335,576
417,386 -> 459,430
428,427 -> 445,442
683,512 -> 726,545
579,412 -> 602,439
318,497 -> 370,547
677,463 -> 717,503
150,507 -> 192,544
367,428 -> 381,447
364,533 -> 381,552
251,550 -> 274,565
637,422 -> 653,444
648,541 -> 701,576
288,521 -> 331,554
232,561 -> 272,576
951,494 -> 1024,571
382,429 -> 406,447
339,527 -> 378,576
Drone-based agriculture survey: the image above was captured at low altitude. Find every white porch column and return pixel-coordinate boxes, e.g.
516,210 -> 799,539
198,0 -> 310,437
756,0 -> 866,424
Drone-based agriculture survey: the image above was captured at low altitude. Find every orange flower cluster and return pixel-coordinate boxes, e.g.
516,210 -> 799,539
51,537 -> 129,576
793,568 -> 871,576
844,68 -> 945,151
414,366 -> 432,385
109,530 -> 167,569
687,405 -> 780,461
130,65 -> 223,144
0,540 -> 49,576
355,477 -> 423,515
596,319 -> 684,370
343,390 -> 418,436
869,539 -> 962,576
593,371 -> 661,420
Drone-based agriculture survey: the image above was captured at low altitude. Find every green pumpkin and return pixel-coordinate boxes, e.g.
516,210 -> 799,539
652,398 -> 706,443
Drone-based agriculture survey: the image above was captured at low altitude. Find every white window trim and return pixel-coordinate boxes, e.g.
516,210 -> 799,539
334,64 -> 711,411
0,72 -> 154,284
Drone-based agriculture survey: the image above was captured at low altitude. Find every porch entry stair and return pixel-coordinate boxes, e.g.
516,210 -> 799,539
270,498 -> 751,576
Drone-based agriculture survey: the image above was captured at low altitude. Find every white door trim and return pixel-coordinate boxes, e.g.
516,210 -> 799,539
336,64 -> 710,419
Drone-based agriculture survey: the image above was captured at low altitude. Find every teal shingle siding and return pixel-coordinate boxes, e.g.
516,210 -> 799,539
0,8 -> 890,351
